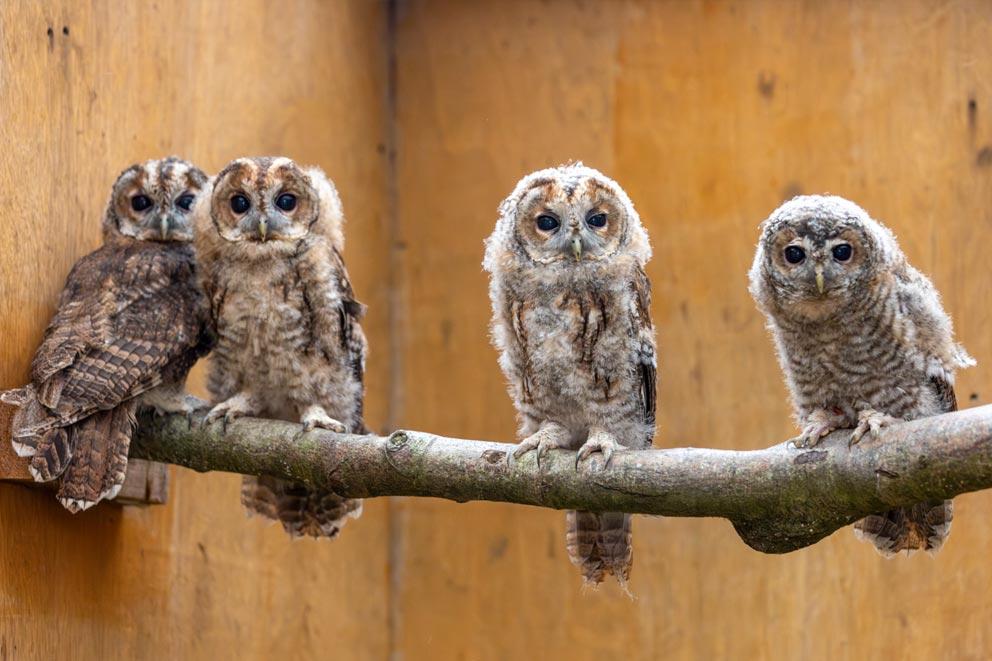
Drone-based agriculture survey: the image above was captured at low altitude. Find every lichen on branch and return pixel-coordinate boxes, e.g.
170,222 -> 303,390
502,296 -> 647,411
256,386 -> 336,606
130,405 -> 992,553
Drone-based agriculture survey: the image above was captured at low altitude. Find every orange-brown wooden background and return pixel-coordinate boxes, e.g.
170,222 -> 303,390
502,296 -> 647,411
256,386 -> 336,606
3,1 -> 992,659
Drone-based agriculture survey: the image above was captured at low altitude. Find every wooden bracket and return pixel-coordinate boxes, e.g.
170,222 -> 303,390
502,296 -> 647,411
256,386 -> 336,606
0,403 -> 169,506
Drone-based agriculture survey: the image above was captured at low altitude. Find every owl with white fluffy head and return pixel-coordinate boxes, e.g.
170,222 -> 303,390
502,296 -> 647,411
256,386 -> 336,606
749,194 -> 974,556
484,163 -> 657,588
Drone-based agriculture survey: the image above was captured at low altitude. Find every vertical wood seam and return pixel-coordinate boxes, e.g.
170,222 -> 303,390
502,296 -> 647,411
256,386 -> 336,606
384,1 -> 404,659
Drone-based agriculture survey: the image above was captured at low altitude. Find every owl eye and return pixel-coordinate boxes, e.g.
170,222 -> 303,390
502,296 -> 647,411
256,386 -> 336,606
176,194 -> 195,211
536,214 -> 560,232
230,194 -> 251,214
131,195 -> 152,212
832,243 -> 853,262
784,245 -> 806,264
587,213 -> 607,228
275,193 -> 297,212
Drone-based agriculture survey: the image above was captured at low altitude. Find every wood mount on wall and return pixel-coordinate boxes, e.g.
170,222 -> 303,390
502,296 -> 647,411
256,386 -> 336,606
0,403 -> 169,506
5,400 -> 992,553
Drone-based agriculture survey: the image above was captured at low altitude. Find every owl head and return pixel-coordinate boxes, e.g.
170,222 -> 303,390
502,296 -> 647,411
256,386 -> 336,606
103,157 -> 208,242
196,156 -> 344,258
484,163 -> 651,275
749,195 -> 903,320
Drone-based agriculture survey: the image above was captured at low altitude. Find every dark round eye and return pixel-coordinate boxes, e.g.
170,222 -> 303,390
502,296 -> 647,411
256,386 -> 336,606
832,243 -> 853,262
131,195 -> 152,212
275,193 -> 297,212
176,194 -> 195,211
587,213 -> 607,228
784,245 -> 806,264
230,194 -> 251,214
536,214 -> 560,232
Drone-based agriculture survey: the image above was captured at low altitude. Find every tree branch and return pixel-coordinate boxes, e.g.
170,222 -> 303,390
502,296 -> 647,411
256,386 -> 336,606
130,405 -> 992,553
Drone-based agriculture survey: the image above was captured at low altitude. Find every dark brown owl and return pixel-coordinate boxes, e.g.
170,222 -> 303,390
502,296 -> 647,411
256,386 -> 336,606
1,157 -> 213,512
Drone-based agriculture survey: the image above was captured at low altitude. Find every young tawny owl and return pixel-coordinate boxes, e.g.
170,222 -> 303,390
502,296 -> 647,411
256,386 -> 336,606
484,163 -> 657,588
1,157 -> 213,512
749,195 -> 975,556
194,157 -> 367,539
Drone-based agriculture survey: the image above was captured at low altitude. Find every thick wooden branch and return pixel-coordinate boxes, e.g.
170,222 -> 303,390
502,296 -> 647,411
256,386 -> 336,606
128,405 -> 992,553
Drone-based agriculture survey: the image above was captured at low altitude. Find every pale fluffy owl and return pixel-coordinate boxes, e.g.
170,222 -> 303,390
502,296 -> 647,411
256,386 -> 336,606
484,163 -> 657,587
194,156 -> 367,538
1,157 -> 212,512
749,194 -> 975,556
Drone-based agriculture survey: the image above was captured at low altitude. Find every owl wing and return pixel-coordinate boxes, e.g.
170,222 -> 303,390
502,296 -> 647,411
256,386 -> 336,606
896,266 -> 975,378
25,242 -> 207,430
631,265 -> 657,435
310,246 -> 368,433
929,375 -> 958,413
851,267 -> 960,554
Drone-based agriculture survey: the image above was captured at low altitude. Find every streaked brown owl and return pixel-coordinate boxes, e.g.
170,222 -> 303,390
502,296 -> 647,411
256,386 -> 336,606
194,156 -> 366,538
484,163 -> 656,589
1,157 -> 212,512
749,195 -> 975,556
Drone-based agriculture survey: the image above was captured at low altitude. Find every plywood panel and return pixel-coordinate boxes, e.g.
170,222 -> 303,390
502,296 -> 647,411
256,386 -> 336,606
0,2 -> 391,659
392,1 -> 992,659
5,1 -> 992,658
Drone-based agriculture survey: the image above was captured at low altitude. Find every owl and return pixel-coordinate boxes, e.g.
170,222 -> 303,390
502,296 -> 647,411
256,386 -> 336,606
484,163 -> 656,588
749,194 -> 975,556
194,156 -> 367,538
0,157 -> 212,512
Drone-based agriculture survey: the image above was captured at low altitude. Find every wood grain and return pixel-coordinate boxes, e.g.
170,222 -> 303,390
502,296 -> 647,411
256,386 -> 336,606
391,1 -> 992,659
0,2 -> 391,659
5,1 -> 992,659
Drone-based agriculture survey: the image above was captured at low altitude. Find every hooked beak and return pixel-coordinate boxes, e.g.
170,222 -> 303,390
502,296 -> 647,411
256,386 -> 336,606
571,235 -> 582,261
258,218 -> 268,241
159,216 -> 169,240
815,266 -> 825,294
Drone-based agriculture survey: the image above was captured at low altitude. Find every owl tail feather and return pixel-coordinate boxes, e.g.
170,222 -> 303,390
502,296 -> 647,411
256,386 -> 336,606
57,402 -> 137,513
566,510 -> 633,594
2,385 -> 70,466
853,500 -> 953,557
241,475 -> 363,539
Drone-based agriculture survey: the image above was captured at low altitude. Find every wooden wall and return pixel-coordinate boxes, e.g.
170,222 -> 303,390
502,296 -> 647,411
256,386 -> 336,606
4,0 -> 992,659
391,1 -> 992,659
0,2 -> 392,659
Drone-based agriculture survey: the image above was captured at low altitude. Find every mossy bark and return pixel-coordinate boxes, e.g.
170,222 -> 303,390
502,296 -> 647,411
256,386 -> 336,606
131,404 -> 992,553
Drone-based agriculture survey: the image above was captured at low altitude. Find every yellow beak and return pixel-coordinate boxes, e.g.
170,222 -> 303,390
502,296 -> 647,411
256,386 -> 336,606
258,218 -> 268,241
815,267 -> 825,294
572,236 -> 582,261
160,217 -> 169,240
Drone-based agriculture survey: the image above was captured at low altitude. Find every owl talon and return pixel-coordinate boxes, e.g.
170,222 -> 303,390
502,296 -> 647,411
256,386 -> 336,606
204,393 -> 258,433
299,405 -> 347,434
535,440 -> 559,469
575,430 -> 620,470
511,423 -> 570,469
850,409 -> 901,446
792,426 -> 833,449
143,387 -> 209,418
793,408 -> 848,448
508,441 -> 534,467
